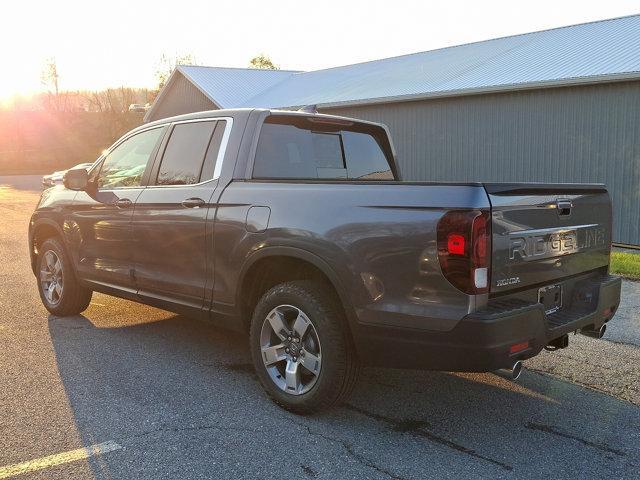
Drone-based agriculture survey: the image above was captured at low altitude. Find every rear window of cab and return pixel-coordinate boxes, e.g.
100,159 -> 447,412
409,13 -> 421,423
252,115 -> 395,181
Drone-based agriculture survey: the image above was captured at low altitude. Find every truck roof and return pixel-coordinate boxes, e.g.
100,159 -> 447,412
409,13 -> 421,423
141,108 -> 388,132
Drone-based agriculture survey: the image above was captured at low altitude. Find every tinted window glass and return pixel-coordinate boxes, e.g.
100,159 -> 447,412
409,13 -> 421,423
342,131 -> 393,180
252,118 -> 392,180
200,120 -> 226,181
98,127 -> 164,189
253,124 -> 343,179
156,121 -> 216,185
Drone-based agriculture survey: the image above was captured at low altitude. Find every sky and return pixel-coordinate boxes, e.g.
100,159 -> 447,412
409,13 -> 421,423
1,0 -> 639,102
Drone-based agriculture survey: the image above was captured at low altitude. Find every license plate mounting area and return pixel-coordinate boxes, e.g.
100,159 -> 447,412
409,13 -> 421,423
538,284 -> 562,315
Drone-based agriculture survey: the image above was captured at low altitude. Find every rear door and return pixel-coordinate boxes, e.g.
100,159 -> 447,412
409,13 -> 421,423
132,119 -> 230,311
486,184 -> 611,294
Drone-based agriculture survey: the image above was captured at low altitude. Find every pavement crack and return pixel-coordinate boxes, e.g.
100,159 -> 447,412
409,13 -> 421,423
525,422 -> 626,456
296,423 -> 406,480
345,404 -> 513,471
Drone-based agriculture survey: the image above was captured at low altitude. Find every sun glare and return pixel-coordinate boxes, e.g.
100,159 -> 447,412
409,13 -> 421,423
0,79 -> 39,107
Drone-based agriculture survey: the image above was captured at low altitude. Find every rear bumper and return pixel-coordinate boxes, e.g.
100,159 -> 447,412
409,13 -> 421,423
354,274 -> 621,371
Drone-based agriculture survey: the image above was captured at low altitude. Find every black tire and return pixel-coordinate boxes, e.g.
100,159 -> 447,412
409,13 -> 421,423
36,237 -> 92,316
249,280 -> 359,414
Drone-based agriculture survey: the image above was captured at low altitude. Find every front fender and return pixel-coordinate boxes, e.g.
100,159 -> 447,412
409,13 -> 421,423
29,217 -> 66,274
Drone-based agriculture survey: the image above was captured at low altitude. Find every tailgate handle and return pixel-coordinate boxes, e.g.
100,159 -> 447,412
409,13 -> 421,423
556,199 -> 572,216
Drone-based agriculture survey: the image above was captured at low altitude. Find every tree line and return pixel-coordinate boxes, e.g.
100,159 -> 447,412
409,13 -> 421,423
0,53 -> 278,175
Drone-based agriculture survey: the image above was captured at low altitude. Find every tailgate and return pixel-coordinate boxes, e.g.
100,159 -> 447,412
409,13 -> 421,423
485,183 -> 611,294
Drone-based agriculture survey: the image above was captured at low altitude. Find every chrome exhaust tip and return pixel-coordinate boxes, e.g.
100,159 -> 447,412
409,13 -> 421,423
580,324 -> 607,339
511,360 -> 523,380
496,360 -> 523,381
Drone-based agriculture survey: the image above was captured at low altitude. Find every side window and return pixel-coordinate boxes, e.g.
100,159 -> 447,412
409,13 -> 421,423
97,127 -> 165,189
252,117 -> 393,180
156,121 -> 217,186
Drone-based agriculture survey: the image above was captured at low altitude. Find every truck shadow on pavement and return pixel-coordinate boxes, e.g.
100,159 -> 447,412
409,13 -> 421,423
47,307 -> 640,479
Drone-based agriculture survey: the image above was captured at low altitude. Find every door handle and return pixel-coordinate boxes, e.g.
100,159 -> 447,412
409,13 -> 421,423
182,197 -> 206,208
115,198 -> 133,208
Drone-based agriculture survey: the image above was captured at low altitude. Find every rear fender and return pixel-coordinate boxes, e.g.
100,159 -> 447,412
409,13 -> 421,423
237,245 -> 359,330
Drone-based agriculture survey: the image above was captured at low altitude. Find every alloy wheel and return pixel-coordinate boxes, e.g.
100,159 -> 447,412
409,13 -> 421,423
40,250 -> 63,305
259,304 -> 322,395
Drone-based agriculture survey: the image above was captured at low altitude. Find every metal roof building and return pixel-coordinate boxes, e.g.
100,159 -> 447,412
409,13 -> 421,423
145,15 -> 640,245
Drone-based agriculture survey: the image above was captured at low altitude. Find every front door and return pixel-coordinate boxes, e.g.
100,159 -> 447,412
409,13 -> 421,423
72,126 -> 166,293
132,119 -> 228,311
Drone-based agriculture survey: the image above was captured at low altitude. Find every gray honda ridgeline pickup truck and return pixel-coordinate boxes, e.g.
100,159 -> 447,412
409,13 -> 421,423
29,109 -> 621,413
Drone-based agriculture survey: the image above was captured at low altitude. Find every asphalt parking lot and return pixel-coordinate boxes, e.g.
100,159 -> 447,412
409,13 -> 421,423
1,176 -> 638,479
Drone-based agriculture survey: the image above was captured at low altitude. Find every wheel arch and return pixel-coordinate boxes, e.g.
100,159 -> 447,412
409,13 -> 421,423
237,246 -> 357,334
29,219 -> 66,274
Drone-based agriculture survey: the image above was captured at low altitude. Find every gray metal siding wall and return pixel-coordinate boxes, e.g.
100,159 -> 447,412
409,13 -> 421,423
147,74 -> 217,122
323,81 -> 640,245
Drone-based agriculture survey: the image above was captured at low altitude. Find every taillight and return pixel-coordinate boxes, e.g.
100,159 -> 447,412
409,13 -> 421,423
447,234 -> 465,255
437,210 -> 491,294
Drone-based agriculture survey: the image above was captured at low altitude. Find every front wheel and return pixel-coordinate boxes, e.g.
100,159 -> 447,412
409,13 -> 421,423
36,237 -> 92,316
249,280 -> 359,414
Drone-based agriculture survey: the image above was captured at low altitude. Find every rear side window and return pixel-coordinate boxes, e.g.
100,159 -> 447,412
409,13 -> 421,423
252,116 -> 394,180
156,121 -> 223,186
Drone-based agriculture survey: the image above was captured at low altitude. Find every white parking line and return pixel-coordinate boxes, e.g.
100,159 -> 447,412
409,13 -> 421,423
0,441 -> 121,479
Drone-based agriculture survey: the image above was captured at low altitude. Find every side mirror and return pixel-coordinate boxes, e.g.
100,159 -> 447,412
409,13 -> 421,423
63,168 -> 89,191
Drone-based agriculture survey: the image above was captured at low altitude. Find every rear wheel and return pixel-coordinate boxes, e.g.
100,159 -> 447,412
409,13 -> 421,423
37,238 -> 92,316
249,280 -> 359,413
